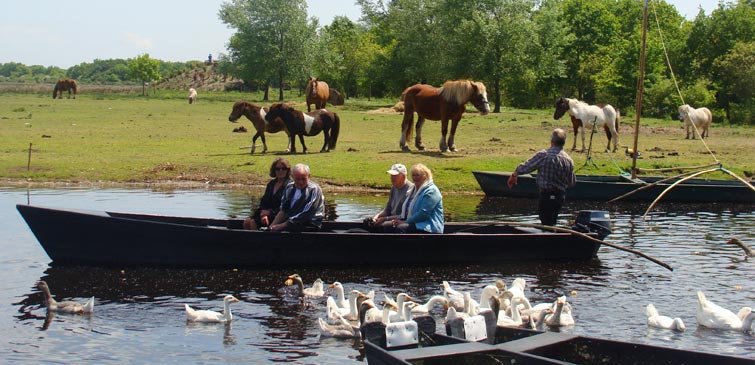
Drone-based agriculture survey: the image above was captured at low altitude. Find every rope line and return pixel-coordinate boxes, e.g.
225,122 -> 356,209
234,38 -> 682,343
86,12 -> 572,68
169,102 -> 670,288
651,0 -> 718,162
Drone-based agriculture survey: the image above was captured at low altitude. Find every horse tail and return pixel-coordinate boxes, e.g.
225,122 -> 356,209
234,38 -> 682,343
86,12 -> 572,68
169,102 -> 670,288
329,112 -> 340,150
52,82 -> 58,99
614,107 -> 620,133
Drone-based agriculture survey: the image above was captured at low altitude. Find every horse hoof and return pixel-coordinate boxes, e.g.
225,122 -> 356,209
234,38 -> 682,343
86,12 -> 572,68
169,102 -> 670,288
449,147 -> 458,152
401,146 -> 411,152
417,146 -> 425,151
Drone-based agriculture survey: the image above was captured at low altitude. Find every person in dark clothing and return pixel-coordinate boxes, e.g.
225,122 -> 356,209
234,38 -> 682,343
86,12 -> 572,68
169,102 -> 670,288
508,128 -> 576,226
244,158 -> 292,230
269,163 -> 325,232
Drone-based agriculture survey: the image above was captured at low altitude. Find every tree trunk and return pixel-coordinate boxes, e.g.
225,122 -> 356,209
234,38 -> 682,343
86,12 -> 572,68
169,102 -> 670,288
263,81 -> 269,101
278,69 -> 284,101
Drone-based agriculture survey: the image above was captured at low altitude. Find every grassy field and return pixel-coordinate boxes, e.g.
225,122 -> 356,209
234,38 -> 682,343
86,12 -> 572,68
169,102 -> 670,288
1,91 -> 753,192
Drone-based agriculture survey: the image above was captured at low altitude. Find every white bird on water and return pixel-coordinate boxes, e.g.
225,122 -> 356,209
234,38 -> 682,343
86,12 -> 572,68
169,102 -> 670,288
185,295 -> 240,323
696,291 -> 755,332
37,281 -> 94,314
646,303 -> 685,331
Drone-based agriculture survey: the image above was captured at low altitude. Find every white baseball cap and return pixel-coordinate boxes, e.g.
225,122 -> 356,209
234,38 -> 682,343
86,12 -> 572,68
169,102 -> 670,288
387,163 -> 408,176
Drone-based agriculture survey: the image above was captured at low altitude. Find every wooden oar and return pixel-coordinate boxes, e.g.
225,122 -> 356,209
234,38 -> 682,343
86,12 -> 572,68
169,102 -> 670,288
643,168 -> 720,217
460,221 -> 673,271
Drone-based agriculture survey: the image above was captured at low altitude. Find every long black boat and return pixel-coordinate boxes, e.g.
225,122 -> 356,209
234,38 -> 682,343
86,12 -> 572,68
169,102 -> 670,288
16,205 -> 606,267
364,319 -> 754,365
473,171 -> 755,203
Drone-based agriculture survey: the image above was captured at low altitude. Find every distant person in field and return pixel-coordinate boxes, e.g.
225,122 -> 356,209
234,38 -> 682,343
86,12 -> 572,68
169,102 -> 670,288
244,158 -> 292,230
269,163 -> 325,232
508,128 -> 576,226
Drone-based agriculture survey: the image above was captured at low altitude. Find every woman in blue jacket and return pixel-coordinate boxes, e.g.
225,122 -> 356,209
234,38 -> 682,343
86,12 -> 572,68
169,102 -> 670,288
390,163 -> 444,233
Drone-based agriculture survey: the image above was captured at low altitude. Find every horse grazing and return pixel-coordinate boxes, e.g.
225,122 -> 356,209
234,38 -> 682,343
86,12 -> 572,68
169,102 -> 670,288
228,101 -> 289,154
328,88 -> 344,105
265,103 -> 340,154
554,97 -> 620,152
304,77 -> 329,112
52,79 -> 78,99
400,80 -> 490,152
678,104 -> 712,139
188,88 -> 197,104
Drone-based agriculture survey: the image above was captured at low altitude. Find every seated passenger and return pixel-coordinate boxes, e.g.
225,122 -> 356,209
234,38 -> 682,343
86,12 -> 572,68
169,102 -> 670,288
244,158 -> 291,230
365,163 -> 414,232
269,163 -> 325,232
388,163 -> 444,233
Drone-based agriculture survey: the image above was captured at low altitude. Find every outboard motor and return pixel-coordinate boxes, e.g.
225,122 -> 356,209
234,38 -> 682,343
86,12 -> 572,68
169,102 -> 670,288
572,210 -> 612,240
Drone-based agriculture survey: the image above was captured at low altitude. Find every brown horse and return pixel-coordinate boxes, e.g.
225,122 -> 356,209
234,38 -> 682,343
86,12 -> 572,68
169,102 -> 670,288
265,103 -> 340,154
53,79 -> 78,99
304,77 -> 329,112
228,101 -> 289,154
328,88 -> 344,105
400,80 -> 490,152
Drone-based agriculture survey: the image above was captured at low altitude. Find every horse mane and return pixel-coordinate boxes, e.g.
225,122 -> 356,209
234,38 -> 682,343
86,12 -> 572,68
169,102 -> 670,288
439,80 -> 485,105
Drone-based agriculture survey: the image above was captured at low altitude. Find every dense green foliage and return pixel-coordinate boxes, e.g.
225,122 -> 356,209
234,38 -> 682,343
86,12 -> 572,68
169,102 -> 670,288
2,0 -> 753,123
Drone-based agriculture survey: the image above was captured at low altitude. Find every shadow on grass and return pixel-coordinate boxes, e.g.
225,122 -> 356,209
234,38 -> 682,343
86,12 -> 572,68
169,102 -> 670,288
376,149 -> 465,158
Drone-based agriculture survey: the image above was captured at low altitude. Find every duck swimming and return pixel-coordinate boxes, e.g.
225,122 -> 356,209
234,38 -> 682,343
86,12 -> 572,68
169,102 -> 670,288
284,274 -> 325,297
185,295 -> 239,323
696,291 -> 755,332
646,303 -> 685,331
36,281 -> 94,314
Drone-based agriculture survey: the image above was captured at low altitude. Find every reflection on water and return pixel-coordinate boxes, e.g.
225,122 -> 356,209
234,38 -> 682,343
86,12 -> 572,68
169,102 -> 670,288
1,187 -> 754,364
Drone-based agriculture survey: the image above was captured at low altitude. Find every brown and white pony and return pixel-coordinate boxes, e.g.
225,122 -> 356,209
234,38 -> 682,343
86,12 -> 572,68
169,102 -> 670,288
53,79 -> 78,99
228,101 -> 289,154
554,97 -> 620,152
305,77 -> 329,112
265,103 -> 340,154
678,104 -> 712,139
188,88 -> 197,104
400,80 -> 490,152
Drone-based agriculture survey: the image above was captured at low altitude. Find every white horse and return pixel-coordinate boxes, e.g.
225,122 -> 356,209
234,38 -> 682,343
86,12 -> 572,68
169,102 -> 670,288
554,97 -> 620,152
188,88 -> 198,104
678,104 -> 712,139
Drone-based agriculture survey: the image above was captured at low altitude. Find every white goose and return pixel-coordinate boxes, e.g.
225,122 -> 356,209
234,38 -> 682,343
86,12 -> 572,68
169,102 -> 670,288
37,281 -> 94,314
284,274 -> 324,297
329,282 -> 349,308
446,306 -> 470,323
362,299 -> 399,325
410,295 -> 449,314
696,291 -> 755,332
442,281 -> 465,311
646,303 -> 685,331
497,297 -> 524,327
389,293 -> 414,322
318,316 -> 359,338
478,285 -> 500,312
185,295 -> 239,323
544,296 -> 575,327
463,292 -> 480,315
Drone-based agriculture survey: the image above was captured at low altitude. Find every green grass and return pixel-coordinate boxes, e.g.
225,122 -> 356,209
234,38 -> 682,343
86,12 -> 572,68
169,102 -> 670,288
1,91 -> 753,191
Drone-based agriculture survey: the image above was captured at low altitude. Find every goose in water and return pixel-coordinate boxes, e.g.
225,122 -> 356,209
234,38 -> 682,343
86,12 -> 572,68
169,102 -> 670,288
497,297 -> 524,327
544,296 -> 575,327
284,274 -> 324,297
410,295 -> 449,314
727,237 -> 754,258
37,281 -> 94,314
361,298 -> 399,325
477,285 -> 500,312
646,303 -> 685,331
442,281 -> 465,311
696,291 -> 755,332
329,282 -> 349,308
318,316 -> 359,338
185,295 -> 239,323
445,306 -> 470,323
388,293 -> 414,322
329,290 -> 362,321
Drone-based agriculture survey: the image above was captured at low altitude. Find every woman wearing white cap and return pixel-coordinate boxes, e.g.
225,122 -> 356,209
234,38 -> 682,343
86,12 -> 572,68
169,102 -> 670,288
367,163 -> 414,231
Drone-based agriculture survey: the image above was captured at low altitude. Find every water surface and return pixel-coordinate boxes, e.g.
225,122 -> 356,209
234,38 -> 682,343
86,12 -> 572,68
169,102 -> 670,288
1,187 -> 753,363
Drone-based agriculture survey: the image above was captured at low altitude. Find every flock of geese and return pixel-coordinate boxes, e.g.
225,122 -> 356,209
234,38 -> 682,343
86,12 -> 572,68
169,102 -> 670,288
35,274 -> 754,337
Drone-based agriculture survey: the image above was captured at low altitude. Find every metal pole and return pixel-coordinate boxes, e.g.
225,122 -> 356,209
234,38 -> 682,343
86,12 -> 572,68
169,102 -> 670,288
631,0 -> 649,179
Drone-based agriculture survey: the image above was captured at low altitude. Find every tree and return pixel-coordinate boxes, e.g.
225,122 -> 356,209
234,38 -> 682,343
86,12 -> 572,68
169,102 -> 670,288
219,0 -> 315,101
713,41 -> 755,123
128,54 -> 161,96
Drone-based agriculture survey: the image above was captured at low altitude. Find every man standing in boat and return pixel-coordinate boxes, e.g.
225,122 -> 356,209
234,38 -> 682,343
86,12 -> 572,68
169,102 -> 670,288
508,128 -> 576,226
269,163 -> 325,232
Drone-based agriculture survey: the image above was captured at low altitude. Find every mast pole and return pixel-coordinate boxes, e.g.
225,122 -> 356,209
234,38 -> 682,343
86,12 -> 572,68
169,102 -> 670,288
631,0 -> 650,179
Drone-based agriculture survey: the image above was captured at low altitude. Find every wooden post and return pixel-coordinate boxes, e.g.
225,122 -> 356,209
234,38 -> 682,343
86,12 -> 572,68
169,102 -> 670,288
631,0 -> 649,179
27,143 -> 32,171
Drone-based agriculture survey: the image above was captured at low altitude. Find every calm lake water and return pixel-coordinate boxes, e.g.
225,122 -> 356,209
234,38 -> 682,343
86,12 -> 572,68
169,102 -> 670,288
1,186 -> 753,363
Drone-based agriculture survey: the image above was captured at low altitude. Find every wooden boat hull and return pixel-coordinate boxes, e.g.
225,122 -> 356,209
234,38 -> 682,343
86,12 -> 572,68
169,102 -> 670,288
17,205 -> 602,267
473,171 -> 754,203
365,322 -> 753,365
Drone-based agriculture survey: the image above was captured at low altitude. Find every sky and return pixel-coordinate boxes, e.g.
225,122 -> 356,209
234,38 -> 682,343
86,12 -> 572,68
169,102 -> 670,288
0,0 -> 721,69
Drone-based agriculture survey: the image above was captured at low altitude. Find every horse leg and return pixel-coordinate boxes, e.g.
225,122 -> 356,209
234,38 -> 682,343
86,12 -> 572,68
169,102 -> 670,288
260,133 -> 268,153
447,118 -> 461,152
415,117 -> 426,150
288,134 -> 297,154
321,129 -> 330,152
400,111 -> 414,152
299,134 -> 308,154
580,126 -> 586,152
251,132 -> 260,154
572,126 -> 578,151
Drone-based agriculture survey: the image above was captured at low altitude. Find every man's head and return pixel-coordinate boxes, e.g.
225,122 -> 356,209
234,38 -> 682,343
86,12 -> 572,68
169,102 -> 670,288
387,163 -> 408,187
551,128 -> 567,147
292,163 -> 310,189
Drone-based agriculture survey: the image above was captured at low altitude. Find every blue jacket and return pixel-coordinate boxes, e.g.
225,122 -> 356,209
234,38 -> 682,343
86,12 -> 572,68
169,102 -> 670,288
406,181 -> 444,233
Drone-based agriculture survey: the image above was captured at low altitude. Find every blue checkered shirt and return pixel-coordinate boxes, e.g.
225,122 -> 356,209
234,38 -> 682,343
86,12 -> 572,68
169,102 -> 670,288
515,146 -> 576,192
